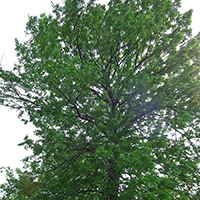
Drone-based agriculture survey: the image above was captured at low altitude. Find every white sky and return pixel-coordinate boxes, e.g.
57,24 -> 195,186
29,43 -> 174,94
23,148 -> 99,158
0,0 -> 199,183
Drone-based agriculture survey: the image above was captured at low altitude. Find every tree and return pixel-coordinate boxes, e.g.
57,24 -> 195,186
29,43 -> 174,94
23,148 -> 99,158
0,0 -> 200,199
0,166 -> 40,199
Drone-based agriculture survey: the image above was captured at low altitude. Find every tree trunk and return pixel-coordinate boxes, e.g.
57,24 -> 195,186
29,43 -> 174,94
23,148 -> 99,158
105,152 -> 120,200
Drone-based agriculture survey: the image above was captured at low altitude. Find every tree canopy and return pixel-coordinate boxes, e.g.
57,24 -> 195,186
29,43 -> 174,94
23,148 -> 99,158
0,166 -> 40,200
1,0 -> 200,199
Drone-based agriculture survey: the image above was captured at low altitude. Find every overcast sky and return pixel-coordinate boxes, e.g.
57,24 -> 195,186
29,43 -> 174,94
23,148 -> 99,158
0,0 -> 200,183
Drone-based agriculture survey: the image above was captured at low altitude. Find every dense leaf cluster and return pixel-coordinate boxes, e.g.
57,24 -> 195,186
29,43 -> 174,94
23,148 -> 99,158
1,0 -> 200,199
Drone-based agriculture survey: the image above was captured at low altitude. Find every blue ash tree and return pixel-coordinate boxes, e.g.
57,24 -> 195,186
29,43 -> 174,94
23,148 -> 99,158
1,0 -> 200,199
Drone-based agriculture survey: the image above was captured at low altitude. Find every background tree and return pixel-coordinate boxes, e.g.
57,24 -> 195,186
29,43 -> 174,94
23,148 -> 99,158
0,0 -> 200,199
0,166 -> 40,199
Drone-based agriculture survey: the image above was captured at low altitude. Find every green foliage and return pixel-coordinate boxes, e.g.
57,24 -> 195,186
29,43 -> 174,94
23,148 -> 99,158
1,0 -> 200,199
0,166 -> 40,199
